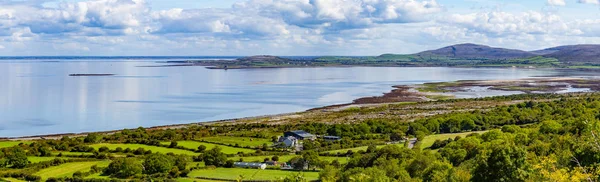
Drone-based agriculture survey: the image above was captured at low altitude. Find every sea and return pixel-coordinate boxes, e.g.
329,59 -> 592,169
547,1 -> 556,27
0,57 -> 589,137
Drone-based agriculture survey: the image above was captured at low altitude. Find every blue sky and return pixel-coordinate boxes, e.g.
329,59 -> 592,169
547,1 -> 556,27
2,0 -> 600,56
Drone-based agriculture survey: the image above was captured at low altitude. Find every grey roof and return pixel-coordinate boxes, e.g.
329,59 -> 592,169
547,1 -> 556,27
288,130 -> 314,138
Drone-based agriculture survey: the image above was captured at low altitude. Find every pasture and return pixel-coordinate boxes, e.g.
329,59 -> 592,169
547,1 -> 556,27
188,168 -> 319,181
160,141 -> 255,154
90,143 -> 198,155
34,160 -> 111,180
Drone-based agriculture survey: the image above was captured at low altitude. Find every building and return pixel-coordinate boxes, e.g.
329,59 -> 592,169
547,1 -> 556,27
284,130 -> 316,140
234,162 -> 267,169
323,136 -> 341,141
278,136 -> 298,148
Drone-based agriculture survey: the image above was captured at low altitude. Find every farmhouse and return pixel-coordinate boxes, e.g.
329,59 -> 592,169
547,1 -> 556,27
234,162 -> 267,169
284,130 -> 316,140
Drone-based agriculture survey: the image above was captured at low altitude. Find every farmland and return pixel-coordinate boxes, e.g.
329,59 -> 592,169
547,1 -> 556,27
90,143 -> 198,155
198,136 -> 272,147
187,168 -> 320,181
34,160 -> 111,180
160,141 -> 255,154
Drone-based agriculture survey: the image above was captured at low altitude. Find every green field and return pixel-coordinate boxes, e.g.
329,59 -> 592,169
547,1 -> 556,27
322,143 -> 405,154
420,131 -> 488,149
188,168 -> 319,181
90,143 -> 198,155
176,178 -> 220,182
0,141 -> 32,148
28,157 -> 68,163
161,141 -> 255,154
34,160 -> 111,180
199,136 -> 272,147
0,178 -> 26,182
229,155 -> 348,164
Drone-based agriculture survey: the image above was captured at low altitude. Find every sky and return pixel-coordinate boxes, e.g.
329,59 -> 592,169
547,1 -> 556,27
1,0 -> 600,56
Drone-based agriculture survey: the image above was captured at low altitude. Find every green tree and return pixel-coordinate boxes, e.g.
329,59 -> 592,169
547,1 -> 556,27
302,151 -> 322,170
143,153 -> 174,174
84,133 -> 101,143
197,145 -> 207,152
173,155 -> 189,170
6,148 -> 29,168
169,141 -> 178,148
319,165 -> 339,182
473,142 -> 529,182
103,158 -> 143,178
203,146 -> 227,167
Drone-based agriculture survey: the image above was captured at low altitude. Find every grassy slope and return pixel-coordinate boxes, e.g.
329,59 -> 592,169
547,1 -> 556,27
160,141 -> 255,154
199,136 -> 272,147
188,168 -> 319,181
420,131 -> 489,149
90,143 -> 197,155
34,160 -> 111,180
0,178 -> 26,182
0,141 -> 32,148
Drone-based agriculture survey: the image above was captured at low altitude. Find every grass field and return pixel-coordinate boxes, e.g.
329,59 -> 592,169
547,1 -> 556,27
34,160 -> 111,180
90,143 -> 198,155
0,141 -> 32,148
160,141 -> 255,154
176,178 -> 220,182
1,178 -> 26,182
188,168 -> 319,181
28,157 -> 68,163
199,136 -> 272,147
322,143 -> 405,154
228,155 -> 349,164
420,131 -> 489,149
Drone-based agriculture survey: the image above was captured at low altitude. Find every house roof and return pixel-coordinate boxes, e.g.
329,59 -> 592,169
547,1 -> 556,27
287,130 -> 314,138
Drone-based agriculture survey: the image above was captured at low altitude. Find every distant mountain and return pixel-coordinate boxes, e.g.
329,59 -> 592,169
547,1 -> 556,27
417,43 -> 536,60
534,45 -> 600,63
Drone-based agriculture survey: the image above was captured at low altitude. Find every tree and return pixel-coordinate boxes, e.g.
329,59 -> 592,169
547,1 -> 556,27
272,155 -> 279,162
143,153 -> 174,174
319,165 -> 339,182
84,133 -> 101,143
99,146 -> 110,153
103,158 -> 143,178
173,155 -> 189,171
6,148 -> 29,168
473,142 -> 529,181
197,145 -> 207,152
169,141 -> 178,148
302,151 -> 322,170
203,146 -> 227,167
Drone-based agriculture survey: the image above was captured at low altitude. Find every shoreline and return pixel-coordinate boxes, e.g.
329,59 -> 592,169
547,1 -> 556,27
3,76 -> 597,140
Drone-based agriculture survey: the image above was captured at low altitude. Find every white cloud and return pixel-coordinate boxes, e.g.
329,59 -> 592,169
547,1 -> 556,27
548,0 -> 566,6
579,0 -> 600,5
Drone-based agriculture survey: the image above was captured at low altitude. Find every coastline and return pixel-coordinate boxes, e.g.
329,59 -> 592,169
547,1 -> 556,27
4,76 -> 597,140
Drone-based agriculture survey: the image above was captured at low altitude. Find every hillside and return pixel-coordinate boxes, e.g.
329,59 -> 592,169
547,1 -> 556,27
417,43 -> 536,60
534,45 -> 600,63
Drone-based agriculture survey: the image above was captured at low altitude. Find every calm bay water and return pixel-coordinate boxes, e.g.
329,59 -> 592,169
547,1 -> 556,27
0,59 -> 571,137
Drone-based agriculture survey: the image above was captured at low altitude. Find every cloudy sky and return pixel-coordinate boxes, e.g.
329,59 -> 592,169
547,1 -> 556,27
1,0 -> 600,56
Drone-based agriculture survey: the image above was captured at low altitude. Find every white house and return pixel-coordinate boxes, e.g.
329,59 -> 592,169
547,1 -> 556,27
234,162 -> 267,169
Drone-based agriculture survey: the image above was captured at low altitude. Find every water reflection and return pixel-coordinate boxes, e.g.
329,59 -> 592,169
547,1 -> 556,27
0,61 -> 576,137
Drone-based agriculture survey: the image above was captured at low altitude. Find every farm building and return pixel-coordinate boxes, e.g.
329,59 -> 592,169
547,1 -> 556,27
234,162 -> 267,169
323,136 -> 341,141
284,130 -> 316,140
278,136 -> 298,148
